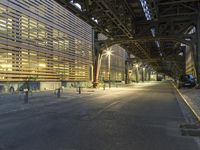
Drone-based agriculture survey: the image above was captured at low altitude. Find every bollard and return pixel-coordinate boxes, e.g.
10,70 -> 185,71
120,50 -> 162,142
78,87 -> 81,94
57,88 -> 61,98
103,84 -> 105,90
24,90 -> 29,104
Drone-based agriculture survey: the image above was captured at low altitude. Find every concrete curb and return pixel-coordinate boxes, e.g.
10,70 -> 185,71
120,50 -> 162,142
172,83 -> 200,123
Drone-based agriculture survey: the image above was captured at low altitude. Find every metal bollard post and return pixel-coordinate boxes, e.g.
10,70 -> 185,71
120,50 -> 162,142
103,84 -> 105,90
78,87 -> 81,94
57,88 -> 61,98
24,90 -> 29,104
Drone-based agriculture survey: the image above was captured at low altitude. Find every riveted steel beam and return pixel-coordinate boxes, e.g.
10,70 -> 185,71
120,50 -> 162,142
159,0 -> 199,6
54,0 -> 200,77
96,35 -> 193,51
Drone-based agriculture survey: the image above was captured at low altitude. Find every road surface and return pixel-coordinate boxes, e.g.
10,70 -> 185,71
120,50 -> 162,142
0,81 -> 199,150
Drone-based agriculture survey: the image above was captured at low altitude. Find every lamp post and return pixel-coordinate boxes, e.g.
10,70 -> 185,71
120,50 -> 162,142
101,49 -> 112,89
136,64 -> 139,83
106,50 -> 112,88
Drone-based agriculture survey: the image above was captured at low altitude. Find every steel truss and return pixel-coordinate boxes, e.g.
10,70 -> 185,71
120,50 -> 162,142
55,0 -> 200,85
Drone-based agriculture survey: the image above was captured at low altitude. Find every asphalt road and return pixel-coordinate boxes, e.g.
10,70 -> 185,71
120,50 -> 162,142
0,81 -> 199,150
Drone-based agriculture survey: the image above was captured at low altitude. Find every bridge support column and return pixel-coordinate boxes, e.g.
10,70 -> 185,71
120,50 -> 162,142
148,70 -> 151,81
196,15 -> 200,85
125,60 -> 129,84
142,68 -> 146,82
156,73 -> 158,81
144,68 -> 149,81
136,67 -> 139,83
93,53 -> 103,88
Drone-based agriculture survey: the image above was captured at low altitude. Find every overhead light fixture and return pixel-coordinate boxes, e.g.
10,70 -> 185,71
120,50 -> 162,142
70,1 -> 82,10
91,17 -> 98,23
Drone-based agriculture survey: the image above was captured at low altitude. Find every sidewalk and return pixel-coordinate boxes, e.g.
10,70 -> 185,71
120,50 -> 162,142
0,88 -> 101,115
0,84 -> 142,115
0,82 -> 170,115
178,87 -> 200,122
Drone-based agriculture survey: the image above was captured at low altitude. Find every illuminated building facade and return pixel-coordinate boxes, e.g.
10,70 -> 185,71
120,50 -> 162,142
0,0 -> 93,91
0,0 -> 126,92
185,28 -> 196,77
100,45 -> 126,82
98,34 -> 126,83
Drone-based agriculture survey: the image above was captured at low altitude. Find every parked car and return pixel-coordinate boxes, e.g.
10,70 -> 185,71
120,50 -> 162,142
178,74 -> 196,88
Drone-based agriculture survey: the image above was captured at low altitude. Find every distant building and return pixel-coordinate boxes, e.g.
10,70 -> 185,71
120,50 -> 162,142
98,34 -> 127,83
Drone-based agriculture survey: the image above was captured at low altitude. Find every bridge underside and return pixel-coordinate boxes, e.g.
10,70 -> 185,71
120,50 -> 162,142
55,0 -> 200,85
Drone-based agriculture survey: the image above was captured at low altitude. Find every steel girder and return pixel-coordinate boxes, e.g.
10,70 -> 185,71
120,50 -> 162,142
149,0 -> 199,77
55,0 -> 150,56
97,35 -> 193,50
55,0 -> 200,78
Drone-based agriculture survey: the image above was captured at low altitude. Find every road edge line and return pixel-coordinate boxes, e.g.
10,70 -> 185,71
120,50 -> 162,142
172,82 -> 200,123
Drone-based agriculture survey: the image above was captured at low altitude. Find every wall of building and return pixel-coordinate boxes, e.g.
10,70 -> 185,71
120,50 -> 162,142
185,28 -> 196,77
185,45 -> 196,76
100,44 -> 126,82
0,0 -> 93,91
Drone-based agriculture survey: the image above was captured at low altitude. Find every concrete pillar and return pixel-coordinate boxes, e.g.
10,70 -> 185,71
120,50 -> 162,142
136,67 -> 139,83
93,53 -> 103,88
125,60 -> 129,84
138,68 -> 141,82
148,70 -> 151,81
142,68 -> 145,82
163,74 -> 166,80
144,68 -> 149,81
196,15 -> 200,85
93,31 -> 103,88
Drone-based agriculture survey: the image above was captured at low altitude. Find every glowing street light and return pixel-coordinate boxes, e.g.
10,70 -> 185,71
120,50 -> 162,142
102,49 -> 112,85
101,48 -> 112,88
106,50 -> 112,56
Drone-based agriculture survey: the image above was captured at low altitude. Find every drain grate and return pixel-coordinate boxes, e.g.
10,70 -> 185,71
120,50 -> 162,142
180,124 -> 200,136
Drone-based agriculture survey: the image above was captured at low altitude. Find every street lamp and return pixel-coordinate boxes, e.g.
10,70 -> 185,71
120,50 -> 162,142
106,49 -> 112,88
101,49 -> 112,88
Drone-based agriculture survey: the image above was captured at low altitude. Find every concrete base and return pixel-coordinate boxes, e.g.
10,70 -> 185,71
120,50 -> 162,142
0,81 -> 93,93
0,81 -> 40,93
62,81 -> 93,88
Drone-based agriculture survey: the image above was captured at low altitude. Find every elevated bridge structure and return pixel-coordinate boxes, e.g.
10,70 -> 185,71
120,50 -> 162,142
55,0 -> 200,87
